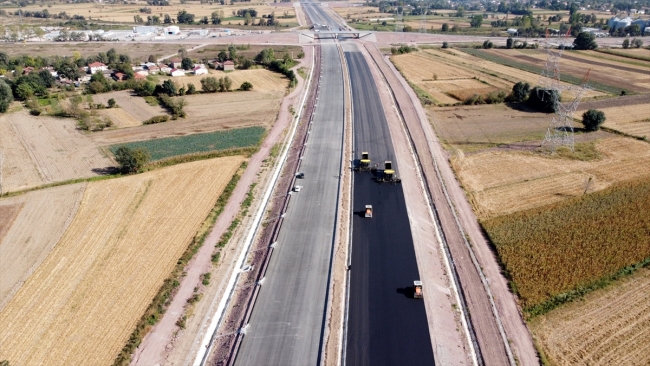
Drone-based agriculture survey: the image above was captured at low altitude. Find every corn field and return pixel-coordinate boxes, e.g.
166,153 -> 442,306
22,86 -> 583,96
482,178 -> 650,315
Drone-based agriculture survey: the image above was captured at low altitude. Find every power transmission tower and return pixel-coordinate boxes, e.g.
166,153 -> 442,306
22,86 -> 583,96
538,30 -> 590,152
419,6 -> 427,33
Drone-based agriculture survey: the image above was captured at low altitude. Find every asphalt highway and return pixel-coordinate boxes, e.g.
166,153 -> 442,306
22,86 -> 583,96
344,48 -> 435,365
233,42 -> 344,366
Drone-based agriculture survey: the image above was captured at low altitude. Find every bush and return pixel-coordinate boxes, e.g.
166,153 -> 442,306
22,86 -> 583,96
509,81 -> 530,103
390,45 -> 417,55
442,41 -> 449,49
201,76 -> 219,93
506,37 -> 514,49
485,90 -> 507,104
114,146 -> 151,174
464,94 -> 485,105
582,109 -> 606,131
240,81 -> 253,91
158,94 -> 186,118
107,98 -> 117,108
623,38 -> 630,49
527,87 -> 560,113
143,115 -> 170,124
482,40 -> 494,49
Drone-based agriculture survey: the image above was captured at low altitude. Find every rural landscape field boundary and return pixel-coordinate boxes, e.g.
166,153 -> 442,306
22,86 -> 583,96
112,161 -> 247,366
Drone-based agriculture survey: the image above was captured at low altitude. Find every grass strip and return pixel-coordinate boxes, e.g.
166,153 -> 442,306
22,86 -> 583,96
0,174 -> 119,199
212,182 -> 257,263
459,48 -> 629,95
112,162 -> 246,366
594,48 -> 650,63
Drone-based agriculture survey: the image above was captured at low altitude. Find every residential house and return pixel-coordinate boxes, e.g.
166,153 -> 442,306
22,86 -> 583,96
134,73 -> 147,80
193,65 -> 208,75
22,66 -> 35,75
88,62 -> 108,74
113,72 -> 126,81
170,68 -> 186,77
42,66 -> 58,78
169,57 -> 182,69
158,64 -> 172,74
147,65 -> 160,74
223,60 -> 235,71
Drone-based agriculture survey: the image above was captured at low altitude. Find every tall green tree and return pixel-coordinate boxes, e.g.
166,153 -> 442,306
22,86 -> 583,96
470,14 -> 483,28
0,79 -> 14,113
510,81 -> 530,102
177,10 -> 195,24
161,79 -> 177,96
114,147 -> 150,174
181,57 -> 193,70
573,31 -> 597,50
38,69 -> 56,88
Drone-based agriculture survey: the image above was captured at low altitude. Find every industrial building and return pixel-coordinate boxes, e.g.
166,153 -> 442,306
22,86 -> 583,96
163,26 -> 180,35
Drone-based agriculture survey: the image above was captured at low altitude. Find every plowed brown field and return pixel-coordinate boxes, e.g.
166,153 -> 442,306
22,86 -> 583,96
530,268 -> 650,366
0,183 -> 86,311
0,156 -> 243,366
453,136 -> 650,218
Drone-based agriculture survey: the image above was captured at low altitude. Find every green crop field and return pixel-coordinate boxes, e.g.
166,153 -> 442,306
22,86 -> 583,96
482,178 -> 650,317
110,126 -> 265,161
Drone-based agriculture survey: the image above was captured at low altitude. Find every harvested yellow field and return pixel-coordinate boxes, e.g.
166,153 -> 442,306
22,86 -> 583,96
93,90 -> 167,125
594,104 -> 650,137
0,156 -> 244,366
13,1 -> 294,23
391,51 -> 510,104
331,6 -> 392,20
513,49 -> 650,81
393,52 -> 478,81
0,115 -> 42,192
99,108 -> 141,128
0,111 -> 114,193
530,268 -> 650,366
431,49 -> 604,99
0,183 -> 86,311
168,68 -> 287,93
453,136 -> 650,218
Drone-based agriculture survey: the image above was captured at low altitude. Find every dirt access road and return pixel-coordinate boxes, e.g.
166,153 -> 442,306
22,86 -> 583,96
361,41 -> 539,366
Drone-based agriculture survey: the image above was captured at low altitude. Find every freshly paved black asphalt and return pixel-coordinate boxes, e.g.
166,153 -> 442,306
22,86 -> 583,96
345,50 -> 435,366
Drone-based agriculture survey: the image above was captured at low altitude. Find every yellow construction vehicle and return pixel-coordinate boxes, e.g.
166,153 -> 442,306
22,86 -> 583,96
376,161 -> 401,184
359,152 -> 371,171
413,281 -> 423,299
354,152 -> 371,172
